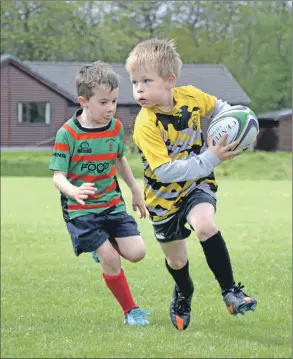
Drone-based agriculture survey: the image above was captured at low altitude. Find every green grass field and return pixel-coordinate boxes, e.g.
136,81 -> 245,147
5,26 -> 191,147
1,177 -> 292,358
1,150 -> 292,180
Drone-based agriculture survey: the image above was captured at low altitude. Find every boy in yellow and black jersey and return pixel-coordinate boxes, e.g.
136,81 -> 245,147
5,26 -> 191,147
126,39 -> 257,330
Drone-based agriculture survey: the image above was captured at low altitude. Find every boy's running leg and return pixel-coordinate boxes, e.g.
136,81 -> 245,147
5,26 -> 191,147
111,235 -> 151,325
103,212 -> 151,324
97,240 -> 150,325
187,202 -> 257,315
160,240 -> 194,330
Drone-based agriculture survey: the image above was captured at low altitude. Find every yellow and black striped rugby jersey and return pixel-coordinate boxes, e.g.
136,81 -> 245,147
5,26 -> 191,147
133,85 -> 218,223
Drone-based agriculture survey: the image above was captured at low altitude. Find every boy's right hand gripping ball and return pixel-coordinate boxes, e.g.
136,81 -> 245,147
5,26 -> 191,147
207,105 -> 259,152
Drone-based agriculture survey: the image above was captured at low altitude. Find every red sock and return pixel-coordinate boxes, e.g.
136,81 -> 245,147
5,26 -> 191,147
103,269 -> 137,314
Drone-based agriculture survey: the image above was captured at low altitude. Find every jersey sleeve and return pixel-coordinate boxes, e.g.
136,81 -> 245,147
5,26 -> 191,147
134,120 -> 171,172
118,121 -> 125,157
49,128 -> 71,172
186,86 -> 217,117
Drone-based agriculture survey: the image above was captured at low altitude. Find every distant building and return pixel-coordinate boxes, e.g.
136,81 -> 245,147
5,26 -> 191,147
256,108 -> 292,151
1,54 -> 250,147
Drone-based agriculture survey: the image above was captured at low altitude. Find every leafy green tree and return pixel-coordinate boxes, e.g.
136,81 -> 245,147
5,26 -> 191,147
1,0 -> 291,111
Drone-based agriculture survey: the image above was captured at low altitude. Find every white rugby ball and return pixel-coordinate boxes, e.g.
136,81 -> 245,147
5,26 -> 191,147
207,106 -> 259,152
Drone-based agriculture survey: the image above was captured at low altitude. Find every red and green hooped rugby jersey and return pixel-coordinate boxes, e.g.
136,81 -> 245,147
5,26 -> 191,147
49,110 -> 126,221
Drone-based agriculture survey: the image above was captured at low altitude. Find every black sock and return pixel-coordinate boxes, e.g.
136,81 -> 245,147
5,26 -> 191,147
165,259 -> 194,297
200,231 -> 235,293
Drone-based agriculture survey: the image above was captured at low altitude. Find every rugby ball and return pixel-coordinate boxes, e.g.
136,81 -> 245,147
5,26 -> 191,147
207,106 -> 259,151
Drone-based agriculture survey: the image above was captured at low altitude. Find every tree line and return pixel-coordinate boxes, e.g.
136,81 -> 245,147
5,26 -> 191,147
1,0 -> 292,113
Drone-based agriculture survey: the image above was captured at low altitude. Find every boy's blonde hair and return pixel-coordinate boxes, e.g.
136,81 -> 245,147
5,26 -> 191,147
76,61 -> 119,99
125,38 -> 182,79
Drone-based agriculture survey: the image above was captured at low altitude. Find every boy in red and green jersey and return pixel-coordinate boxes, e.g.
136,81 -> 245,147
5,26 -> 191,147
50,111 -> 126,221
49,61 -> 151,326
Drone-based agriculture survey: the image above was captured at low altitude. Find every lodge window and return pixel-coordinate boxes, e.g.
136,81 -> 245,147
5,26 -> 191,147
18,102 -> 51,124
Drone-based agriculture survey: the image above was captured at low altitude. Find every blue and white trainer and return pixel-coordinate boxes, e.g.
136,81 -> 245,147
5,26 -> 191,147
124,307 -> 152,326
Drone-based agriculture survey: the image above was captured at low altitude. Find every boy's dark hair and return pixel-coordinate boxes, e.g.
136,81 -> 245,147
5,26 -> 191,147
76,61 -> 119,99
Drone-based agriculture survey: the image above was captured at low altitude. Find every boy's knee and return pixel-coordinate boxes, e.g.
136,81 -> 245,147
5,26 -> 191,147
166,257 -> 187,270
126,247 -> 146,263
193,219 -> 218,241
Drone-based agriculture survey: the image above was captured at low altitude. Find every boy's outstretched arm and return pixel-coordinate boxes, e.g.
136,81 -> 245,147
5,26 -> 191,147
53,171 -> 97,205
135,120 -> 241,184
116,156 -> 147,218
154,135 -> 240,183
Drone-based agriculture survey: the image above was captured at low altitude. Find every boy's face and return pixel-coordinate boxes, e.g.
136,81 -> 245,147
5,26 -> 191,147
130,69 -> 175,108
78,84 -> 118,124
